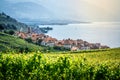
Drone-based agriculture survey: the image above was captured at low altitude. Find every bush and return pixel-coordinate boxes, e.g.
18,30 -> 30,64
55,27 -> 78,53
4,30 -> 15,35
0,44 -> 8,52
0,24 -> 5,30
36,39 -> 43,46
53,46 -> 70,51
0,23 -> 17,31
18,46 -> 32,53
25,38 -> 33,43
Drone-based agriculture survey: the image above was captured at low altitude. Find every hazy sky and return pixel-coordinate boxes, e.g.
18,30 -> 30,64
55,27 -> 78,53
3,0 -> 120,21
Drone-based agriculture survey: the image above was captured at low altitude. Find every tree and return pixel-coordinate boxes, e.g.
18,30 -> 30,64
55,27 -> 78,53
7,15 -> 10,19
4,30 -> 15,35
11,25 -> 17,30
8,30 -> 15,35
0,24 -> 5,30
1,12 -> 6,16
36,39 -> 43,46
25,38 -> 33,43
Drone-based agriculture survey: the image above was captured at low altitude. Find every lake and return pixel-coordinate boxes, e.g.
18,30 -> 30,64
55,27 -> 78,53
39,22 -> 120,48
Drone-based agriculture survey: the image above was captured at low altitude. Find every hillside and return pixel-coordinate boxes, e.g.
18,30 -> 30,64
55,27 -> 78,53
0,32 -> 41,52
0,12 -> 28,31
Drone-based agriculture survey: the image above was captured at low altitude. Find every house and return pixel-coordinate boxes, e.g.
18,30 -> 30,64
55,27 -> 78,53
31,33 -> 39,41
76,39 -> 84,47
16,32 -> 28,39
39,34 -> 47,39
71,46 -> 79,51
55,40 -> 64,47
41,37 -> 57,47
63,39 -> 76,49
101,45 -> 110,49
84,41 -> 89,47
89,43 -> 101,49
81,46 -> 90,50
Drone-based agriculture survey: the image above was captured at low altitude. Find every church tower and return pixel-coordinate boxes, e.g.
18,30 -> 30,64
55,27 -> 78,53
28,27 -> 31,33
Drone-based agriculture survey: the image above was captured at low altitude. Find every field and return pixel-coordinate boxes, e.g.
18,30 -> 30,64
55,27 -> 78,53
0,48 -> 120,80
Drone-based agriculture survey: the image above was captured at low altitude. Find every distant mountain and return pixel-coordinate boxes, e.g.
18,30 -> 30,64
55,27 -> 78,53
0,12 -> 28,31
0,0 -> 54,21
0,0 -> 81,24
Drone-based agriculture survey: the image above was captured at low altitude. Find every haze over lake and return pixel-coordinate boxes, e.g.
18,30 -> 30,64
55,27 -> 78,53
39,22 -> 120,48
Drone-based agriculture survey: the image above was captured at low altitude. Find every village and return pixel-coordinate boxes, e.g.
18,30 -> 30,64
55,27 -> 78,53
15,27 -> 109,51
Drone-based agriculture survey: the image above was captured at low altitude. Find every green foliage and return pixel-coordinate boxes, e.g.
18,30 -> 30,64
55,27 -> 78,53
4,30 -> 15,35
40,46 -> 70,53
0,23 -> 17,31
25,38 -> 33,43
0,24 -> 5,30
36,39 -> 43,46
18,46 -> 33,53
0,48 -> 120,80
53,46 -> 70,51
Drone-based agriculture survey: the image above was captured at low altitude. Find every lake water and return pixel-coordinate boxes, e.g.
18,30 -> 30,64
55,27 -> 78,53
39,22 -> 120,48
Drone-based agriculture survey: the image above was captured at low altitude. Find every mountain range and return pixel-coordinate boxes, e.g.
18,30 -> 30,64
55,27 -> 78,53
0,0 -> 81,24
0,0 -> 54,21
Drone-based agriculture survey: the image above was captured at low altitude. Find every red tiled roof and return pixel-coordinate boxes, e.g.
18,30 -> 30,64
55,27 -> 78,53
55,40 -> 64,46
17,32 -> 27,39
63,39 -> 75,45
43,37 -> 57,43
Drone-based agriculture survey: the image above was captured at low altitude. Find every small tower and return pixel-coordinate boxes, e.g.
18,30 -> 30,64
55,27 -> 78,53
20,27 -> 23,32
28,27 -> 31,33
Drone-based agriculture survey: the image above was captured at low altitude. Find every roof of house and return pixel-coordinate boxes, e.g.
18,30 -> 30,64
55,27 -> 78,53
43,37 -> 57,43
39,34 -> 46,38
55,40 -> 64,46
63,39 -> 75,45
76,39 -> 84,44
71,46 -> 79,51
16,32 -> 27,39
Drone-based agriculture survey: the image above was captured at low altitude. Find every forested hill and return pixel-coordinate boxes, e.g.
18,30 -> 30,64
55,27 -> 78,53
0,12 -> 28,31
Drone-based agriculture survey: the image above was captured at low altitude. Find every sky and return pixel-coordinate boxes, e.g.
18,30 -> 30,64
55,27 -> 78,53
1,0 -> 120,22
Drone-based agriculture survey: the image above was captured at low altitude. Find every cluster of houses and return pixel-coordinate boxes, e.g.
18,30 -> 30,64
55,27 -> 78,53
15,27 -> 109,51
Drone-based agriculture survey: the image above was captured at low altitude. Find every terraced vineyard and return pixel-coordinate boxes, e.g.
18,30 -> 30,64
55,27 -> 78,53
0,32 -> 41,52
0,48 -> 120,80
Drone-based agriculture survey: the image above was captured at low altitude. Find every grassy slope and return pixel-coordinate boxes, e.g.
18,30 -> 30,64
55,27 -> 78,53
0,32 -> 41,52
